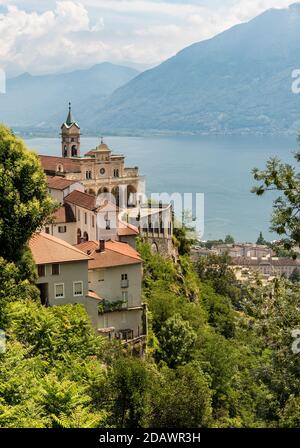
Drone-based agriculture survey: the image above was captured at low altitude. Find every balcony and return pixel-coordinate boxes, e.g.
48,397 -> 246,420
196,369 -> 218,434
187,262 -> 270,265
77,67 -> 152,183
124,167 -> 139,178
98,299 -> 128,314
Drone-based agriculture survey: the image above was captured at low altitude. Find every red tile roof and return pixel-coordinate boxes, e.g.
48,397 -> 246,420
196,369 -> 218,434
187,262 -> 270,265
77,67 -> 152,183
53,204 -> 76,224
87,290 -> 102,301
29,232 -> 91,265
47,176 -> 79,190
117,220 -> 139,236
39,155 -> 81,173
75,240 -> 142,269
65,190 -> 96,211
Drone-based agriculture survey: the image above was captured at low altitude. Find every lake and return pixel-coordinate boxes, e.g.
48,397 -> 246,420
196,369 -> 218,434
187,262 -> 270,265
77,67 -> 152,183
25,134 -> 298,242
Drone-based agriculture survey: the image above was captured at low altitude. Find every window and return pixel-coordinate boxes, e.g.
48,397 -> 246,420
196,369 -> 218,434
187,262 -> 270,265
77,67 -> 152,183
54,283 -> 64,299
113,169 -> 119,178
38,264 -> 46,277
45,227 -> 50,234
121,274 -> 129,288
58,226 -> 67,233
52,264 -> 60,276
106,219 -> 111,230
77,210 -> 80,221
92,215 -> 95,228
73,281 -> 83,297
122,291 -> 128,302
100,168 -> 105,175
86,170 -> 92,179
84,213 -> 87,225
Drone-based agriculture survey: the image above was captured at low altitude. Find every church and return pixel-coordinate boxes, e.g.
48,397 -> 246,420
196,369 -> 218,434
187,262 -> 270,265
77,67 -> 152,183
40,104 -> 175,258
39,103 -> 145,208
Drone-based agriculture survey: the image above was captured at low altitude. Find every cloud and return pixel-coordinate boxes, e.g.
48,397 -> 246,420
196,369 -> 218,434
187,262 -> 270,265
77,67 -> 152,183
0,0 -> 298,76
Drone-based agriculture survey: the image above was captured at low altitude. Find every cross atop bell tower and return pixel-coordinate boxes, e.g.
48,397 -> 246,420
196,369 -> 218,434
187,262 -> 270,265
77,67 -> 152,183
61,102 -> 80,158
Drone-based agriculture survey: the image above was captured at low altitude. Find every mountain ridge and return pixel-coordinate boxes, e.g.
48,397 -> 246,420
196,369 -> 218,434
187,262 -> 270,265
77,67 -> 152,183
89,3 -> 300,135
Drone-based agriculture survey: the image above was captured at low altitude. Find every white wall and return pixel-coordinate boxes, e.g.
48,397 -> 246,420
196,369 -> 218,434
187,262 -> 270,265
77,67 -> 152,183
88,263 -> 142,308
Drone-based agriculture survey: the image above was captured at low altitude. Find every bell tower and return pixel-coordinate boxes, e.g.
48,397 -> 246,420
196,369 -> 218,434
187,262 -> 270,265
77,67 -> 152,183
61,102 -> 80,158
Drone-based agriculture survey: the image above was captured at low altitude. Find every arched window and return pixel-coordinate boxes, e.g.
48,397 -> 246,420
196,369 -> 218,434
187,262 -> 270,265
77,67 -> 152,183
83,231 -> 89,242
127,185 -> 137,207
114,169 -> 119,178
111,186 -> 120,207
56,164 -> 64,173
71,145 -> 77,157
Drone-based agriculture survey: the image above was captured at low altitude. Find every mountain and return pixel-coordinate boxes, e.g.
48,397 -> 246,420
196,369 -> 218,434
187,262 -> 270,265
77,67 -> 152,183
0,63 -> 139,131
92,3 -> 300,135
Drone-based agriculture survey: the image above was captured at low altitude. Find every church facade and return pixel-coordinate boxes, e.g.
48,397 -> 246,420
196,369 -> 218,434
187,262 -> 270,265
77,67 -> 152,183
40,104 -> 145,208
40,104 -> 175,258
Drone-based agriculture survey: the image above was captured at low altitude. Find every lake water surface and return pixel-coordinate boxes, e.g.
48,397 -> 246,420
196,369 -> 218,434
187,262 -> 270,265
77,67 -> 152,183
25,134 -> 298,242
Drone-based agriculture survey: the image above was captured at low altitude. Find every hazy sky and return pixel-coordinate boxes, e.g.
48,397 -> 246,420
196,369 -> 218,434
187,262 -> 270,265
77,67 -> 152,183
0,0 -> 297,76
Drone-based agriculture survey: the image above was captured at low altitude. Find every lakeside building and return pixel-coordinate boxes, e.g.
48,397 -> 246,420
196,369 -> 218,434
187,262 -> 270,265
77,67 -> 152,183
40,103 -> 144,207
191,244 -> 300,281
44,191 -> 139,248
231,256 -> 300,281
211,243 -> 274,259
29,232 -> 100,329
76,239 -> 146,350
40,104 -> 174,257
30,233 -> 147,349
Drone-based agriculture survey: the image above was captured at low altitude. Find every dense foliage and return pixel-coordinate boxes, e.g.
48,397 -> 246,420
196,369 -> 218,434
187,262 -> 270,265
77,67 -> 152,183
0,125 -> 54,262
0,128 -> 299,428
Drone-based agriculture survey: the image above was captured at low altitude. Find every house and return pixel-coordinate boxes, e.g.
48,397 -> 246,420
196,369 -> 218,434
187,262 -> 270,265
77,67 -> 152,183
44,191 -> 139,248
44,203 -> 77,245
76,239 -> 146,346
212,243 -> 274,259
29,232 -> 100,329
47,176 -> 84,204
231,256 -> 300,281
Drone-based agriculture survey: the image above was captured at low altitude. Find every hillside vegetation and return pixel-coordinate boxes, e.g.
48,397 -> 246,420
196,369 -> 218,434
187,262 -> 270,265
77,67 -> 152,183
0,125 -> 300,427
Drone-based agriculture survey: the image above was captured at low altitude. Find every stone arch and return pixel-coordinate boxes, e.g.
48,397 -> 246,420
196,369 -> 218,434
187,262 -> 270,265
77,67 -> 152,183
111,186 -> 120,207
86,188 -> 96,196
127,185 -> 137,207
97,186 -> 109,196
71,145 -> 77,157
77,228 -> 82,244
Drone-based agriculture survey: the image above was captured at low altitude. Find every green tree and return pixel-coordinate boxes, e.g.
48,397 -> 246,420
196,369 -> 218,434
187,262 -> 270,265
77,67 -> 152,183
0,125 -> 54,262
196,253 -> 241,305
150,363 -> 212,427
224,235 -> 235,244
252,152 -> 300,250
157,314 -> 197,368
256,232 -> 267,245
108,356 -> 152,428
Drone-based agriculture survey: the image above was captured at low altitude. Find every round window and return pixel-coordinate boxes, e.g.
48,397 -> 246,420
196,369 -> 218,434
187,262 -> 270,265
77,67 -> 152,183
100,168 -> 105,175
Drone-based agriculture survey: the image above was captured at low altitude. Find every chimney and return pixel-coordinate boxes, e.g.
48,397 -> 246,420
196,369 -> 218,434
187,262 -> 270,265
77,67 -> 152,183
98,239 -> 105,253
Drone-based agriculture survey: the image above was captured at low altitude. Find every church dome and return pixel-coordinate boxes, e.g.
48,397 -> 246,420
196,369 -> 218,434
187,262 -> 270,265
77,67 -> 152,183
96,142 -> 111,152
